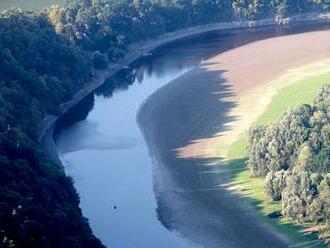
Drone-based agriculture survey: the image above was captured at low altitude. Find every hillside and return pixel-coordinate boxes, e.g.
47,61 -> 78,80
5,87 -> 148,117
1,0 -> 330,247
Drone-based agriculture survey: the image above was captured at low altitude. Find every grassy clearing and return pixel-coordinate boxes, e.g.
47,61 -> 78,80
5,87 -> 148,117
258,73 -> 330,125
225,72 -> 330,246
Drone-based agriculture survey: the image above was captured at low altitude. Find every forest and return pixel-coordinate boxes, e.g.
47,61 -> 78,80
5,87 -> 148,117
45,0 -> 330,69
1,0 -> 330,247
247,84 -> 330,237
0,9 -> 103,248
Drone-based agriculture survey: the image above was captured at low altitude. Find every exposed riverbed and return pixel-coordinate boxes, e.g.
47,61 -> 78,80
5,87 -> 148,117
54,22 -> 330,248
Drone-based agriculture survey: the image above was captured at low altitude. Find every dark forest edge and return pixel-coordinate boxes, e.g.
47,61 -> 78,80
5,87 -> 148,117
1,0 -> 330,247
247,84 -> 330,241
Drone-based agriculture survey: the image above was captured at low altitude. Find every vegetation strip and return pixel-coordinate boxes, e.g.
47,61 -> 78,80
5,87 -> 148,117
1,0 -> 330,246
39,12 -> 330,144
226,67 -> 330,246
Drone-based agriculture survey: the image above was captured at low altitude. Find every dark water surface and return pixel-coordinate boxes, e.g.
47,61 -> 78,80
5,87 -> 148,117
55,22 -> 330,248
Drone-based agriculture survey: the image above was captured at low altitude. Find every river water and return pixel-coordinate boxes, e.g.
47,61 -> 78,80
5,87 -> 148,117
54,22 -> 330,248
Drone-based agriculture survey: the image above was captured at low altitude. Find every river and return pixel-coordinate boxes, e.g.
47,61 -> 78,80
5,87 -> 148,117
54,22 -> 330,248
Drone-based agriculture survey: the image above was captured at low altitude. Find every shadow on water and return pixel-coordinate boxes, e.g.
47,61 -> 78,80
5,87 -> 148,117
147,23 -> 330,246
54,20 -> 330,248
226,157 -> 323,247
54,20 -> 330,134
54,93 -> 95,137
137,63 -> 291,247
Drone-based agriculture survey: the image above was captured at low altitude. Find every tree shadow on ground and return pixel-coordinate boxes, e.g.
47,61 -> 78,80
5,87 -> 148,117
138,63 -> 290,247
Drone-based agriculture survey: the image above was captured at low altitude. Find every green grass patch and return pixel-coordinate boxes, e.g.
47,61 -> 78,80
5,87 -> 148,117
225,72 -> 330,246
258,73 -> 330,125
228,138 -> 321,246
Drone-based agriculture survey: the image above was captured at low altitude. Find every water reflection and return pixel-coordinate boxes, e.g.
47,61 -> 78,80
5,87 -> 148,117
54,21 -> 330,248
56,20 -> 330,130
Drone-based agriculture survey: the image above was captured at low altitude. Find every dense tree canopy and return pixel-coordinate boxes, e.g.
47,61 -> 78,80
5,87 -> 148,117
44,0 -> 330,65
1,0 -> 330,246
0,10 -> 102,248
248,85 -> 330,236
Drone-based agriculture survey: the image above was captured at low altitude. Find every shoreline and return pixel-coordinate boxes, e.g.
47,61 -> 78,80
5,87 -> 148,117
176,35 -> 330,162
39,12 -> 330,163
226,68 -> 330,245
40,12 -> 330,247
137,28 -> 330,247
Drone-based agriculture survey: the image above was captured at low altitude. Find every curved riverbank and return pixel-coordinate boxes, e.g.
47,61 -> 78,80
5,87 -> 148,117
227,69 -> 330,246
39,12 -> 330,155
137,29 -> 330,247
44,14 -> 330,247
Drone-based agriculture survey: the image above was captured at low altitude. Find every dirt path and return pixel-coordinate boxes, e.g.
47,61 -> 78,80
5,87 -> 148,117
138,29 -> 330,247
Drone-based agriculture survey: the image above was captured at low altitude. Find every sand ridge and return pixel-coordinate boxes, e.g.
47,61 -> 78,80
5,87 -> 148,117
137,27 -> 330,248
176,30 -> 330,161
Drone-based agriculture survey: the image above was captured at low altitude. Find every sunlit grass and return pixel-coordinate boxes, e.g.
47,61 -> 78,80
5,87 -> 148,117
225,72 -> 330,246
258,72 -> 330,125
228,138 -> 321,246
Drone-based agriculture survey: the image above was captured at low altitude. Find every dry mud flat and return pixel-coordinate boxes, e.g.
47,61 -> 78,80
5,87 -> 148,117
138,30 -> 330,247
